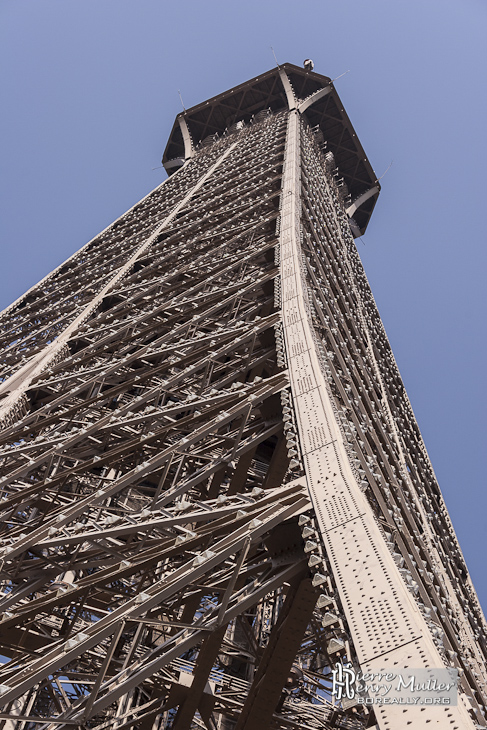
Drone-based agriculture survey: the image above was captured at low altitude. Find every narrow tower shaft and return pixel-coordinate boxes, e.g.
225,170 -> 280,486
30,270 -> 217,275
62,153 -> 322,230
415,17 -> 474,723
0,64 -> 484,730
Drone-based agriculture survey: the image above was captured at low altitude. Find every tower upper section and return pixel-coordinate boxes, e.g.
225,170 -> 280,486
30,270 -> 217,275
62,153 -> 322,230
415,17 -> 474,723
163,62 -> 380,234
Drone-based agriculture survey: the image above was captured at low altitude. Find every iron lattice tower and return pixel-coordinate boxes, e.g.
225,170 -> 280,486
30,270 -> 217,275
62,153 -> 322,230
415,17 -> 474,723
0,64 -> 485,730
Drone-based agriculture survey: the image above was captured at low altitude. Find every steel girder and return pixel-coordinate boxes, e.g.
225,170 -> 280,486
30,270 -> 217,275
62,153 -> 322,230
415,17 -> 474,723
0,73 -> 484,730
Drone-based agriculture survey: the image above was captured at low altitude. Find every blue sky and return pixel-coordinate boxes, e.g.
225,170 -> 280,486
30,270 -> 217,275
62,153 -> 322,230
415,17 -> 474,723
1,0 -> 486,608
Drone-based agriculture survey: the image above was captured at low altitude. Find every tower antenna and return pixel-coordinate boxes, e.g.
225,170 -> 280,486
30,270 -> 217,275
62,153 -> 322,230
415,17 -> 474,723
331,69 -> 350,83
178,89 -> 186,111
376,160 -> 394,181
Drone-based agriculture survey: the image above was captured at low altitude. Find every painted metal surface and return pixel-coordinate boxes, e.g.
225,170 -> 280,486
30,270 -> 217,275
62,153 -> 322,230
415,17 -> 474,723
0,68 -> 484,730
278,108 -> 482,729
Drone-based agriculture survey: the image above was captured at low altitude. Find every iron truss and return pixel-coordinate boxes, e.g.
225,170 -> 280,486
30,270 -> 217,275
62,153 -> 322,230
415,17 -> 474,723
0,66 -> 485,730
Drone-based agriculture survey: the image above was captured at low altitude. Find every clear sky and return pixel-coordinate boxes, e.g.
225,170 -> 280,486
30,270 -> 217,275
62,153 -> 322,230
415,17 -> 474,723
1,0 -> 486,609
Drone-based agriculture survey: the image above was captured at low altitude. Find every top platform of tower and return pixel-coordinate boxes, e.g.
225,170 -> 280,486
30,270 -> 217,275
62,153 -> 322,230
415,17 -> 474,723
162,63 -> 380,235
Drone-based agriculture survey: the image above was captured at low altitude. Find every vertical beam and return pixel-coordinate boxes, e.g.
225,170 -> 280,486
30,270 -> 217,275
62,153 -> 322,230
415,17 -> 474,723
279,109 -> 476,729
171,626 -> 227,730
278,69 -> 296,111
84,621 -> 125,720
179,115 -> 194,160
0,139 -> 239,426
234,577 -> 316,730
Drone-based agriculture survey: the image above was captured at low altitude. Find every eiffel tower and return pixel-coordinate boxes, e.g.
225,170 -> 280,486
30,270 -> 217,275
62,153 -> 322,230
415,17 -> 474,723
0,62 -> 485,730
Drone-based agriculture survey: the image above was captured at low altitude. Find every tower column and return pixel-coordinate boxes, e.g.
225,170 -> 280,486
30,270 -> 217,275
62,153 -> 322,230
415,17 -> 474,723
279,109 -> 476,729
0,139 -> 238,427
